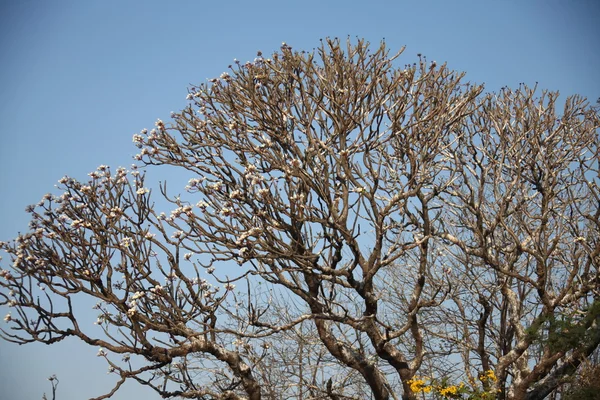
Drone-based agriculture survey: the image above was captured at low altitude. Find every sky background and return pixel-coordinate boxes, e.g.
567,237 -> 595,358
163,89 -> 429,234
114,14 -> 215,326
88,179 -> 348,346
0,1 -> 598,399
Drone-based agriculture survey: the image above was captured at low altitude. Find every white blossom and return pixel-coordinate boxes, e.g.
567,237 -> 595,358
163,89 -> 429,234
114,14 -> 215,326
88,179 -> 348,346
289,159 -> 302,168
229,190 -> 243,200
196,201 -> 209,210
150,284 -> 163,294
220,207 -> 233,216
131,291 -> 145,301
71,219 -> 85,229
132,134 -> 144,146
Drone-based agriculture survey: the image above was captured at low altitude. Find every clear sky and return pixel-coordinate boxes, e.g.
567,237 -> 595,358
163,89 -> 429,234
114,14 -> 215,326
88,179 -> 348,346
0,1 -> 598,399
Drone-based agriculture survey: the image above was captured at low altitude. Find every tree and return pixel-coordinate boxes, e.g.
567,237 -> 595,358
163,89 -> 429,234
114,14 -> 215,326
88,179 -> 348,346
1,38 -> 599,400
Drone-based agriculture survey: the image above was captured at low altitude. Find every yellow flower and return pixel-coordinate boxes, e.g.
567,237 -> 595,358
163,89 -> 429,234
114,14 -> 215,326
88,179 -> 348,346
439,385 -> 459,397
408,378 -> 427,393
485,370 -> 497,382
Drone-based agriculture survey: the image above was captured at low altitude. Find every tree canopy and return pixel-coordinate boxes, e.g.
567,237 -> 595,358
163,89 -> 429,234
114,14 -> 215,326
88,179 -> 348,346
1,38 -> 599,400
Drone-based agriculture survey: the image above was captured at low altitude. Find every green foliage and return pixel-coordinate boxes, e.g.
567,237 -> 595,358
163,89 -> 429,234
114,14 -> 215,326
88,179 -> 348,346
526,300 -> 600,353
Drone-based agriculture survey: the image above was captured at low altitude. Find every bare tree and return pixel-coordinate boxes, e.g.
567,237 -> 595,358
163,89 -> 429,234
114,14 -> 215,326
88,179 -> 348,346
1,38 -> 599,400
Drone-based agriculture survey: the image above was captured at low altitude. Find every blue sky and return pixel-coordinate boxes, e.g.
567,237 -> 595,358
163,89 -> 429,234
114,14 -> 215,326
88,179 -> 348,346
0,1 -> 598,399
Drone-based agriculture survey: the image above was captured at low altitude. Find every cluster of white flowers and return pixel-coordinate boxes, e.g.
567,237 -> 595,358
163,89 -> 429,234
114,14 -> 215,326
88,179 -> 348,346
4,314 -> 12,322
148,285 -> 164,299
127,300 -> 137,317
136,187 -> 149,195
132,134 -> 144,148
147,129 -> 159,142
70,219 -> 87,229
170,205 -> 193,219
186,91 -> 202,100
120,237 -> 132,248
150,284 -> 163,294
115,167 -> 128,184
195,278 -> 212,291
236,227 -> 262,246
289,193 -> 305,203
107,207 -> 123,219
35,258 -> 48,268
97,348 -> 107,357
250,174 -> 264,186
224,283 -> 236,291
207,181 -> 223,191
131,291 -> 145,301
59,192 -> 71,203
229,189 -> 243,200
244,164 -> 266,186
196,200 -> 209,210
12,254 -> 23,268
220,207 -> 233,217
171,230 -> 184,239
144,232 -> 155,239
289,158 -> 302,169
258,188 -> 270,198
185,178 -> 205,191
0,269 -> 13,281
